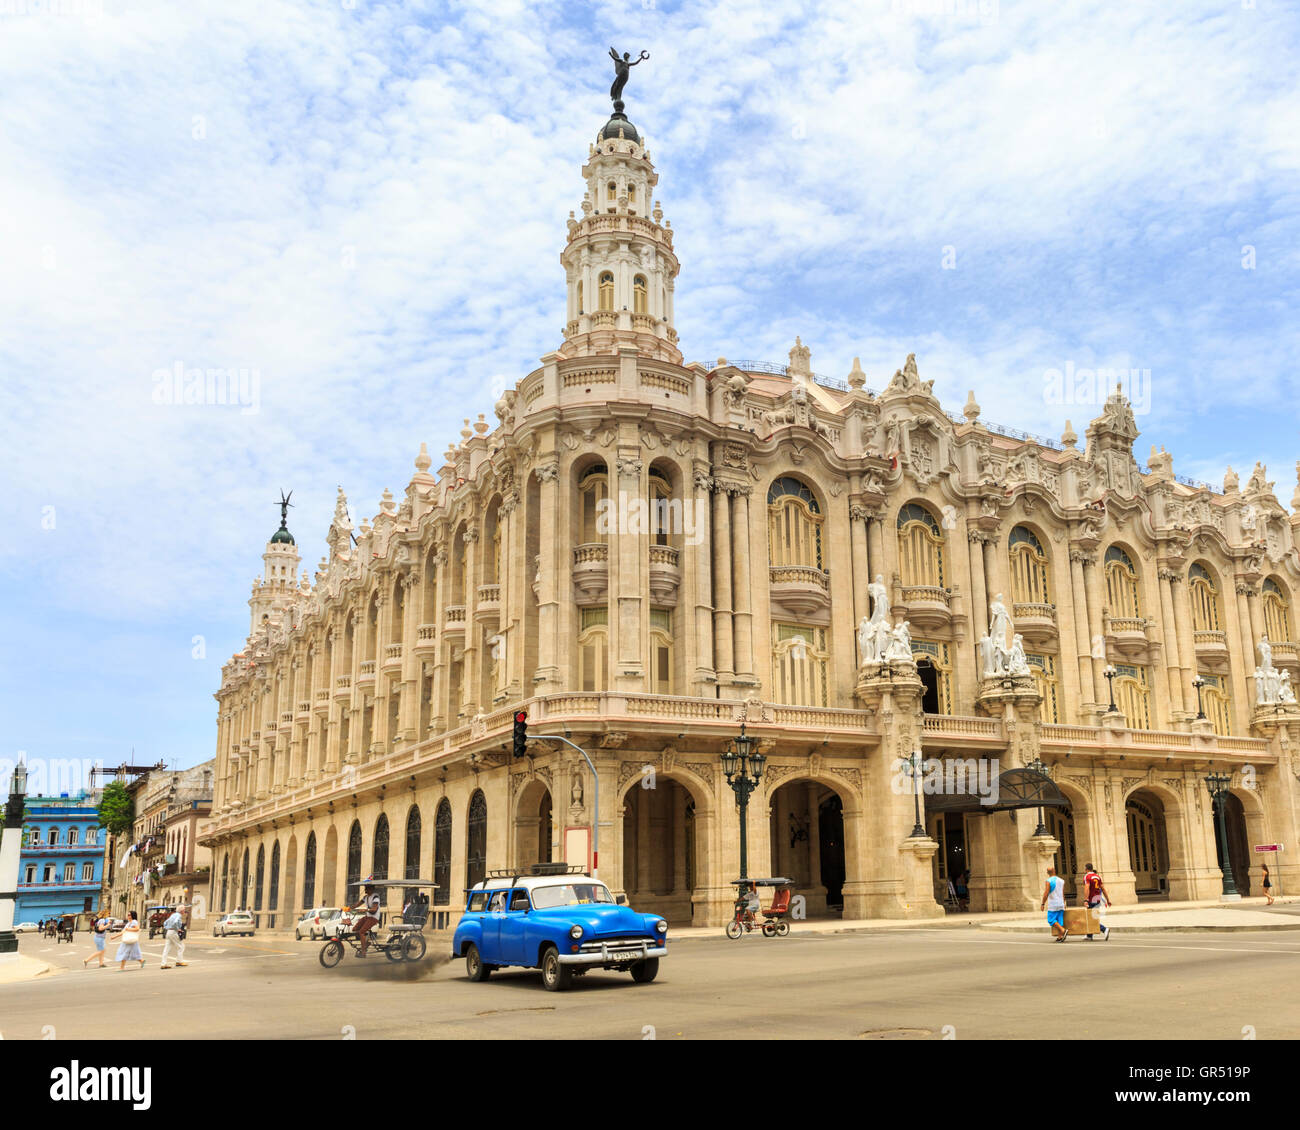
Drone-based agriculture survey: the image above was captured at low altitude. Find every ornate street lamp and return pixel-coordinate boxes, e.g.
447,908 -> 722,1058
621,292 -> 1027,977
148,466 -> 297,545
0,760 -> 30,958
1103,665 -> 1119,712
907,751 -> 926,837
1204,770 -> 1240,899
1191,675 -> 1207,720
1025,756 -> 1053,837
721,723 -> 765,881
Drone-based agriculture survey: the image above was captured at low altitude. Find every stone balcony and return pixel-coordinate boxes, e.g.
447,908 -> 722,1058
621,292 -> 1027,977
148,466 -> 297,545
1270,640 -> 1298,667
573,543 -> 610,606
383,643 -> 403,672
295,701 -> 311,720
334,675 -> 352,700
768,565 -> 830,618
475,584 -> 501,618
413,623 -> 438,655
648,544 -> 681,606
357,660 -> 377,687
897,585 -> 952,630
1104,614 -> 1150,656
444,605 -> 467,633
1193,629 -> 1230,666
1012,601 -> 1057,644
314,689 -> 331,713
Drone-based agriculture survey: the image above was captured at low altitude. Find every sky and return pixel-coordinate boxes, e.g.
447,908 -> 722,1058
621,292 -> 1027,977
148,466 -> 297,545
1,0 -> 1298,780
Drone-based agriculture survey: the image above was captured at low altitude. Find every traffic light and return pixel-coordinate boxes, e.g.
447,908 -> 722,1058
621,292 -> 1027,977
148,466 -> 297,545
513,710 -> 528,758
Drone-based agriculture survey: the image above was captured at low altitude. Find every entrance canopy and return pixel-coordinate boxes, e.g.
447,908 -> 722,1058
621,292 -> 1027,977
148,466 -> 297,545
923,767 -> 1069,815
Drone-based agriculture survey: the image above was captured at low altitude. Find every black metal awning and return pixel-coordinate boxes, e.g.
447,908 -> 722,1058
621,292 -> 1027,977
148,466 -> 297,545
923,767 -> 1069,815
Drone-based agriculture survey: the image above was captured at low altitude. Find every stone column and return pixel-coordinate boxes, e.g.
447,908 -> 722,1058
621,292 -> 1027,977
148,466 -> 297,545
850,503 -> 871,625
1082,552 -> 1108,702
1156,568 -> 1187,717
1068,549 -> 1097,710
614,453 -> 645,690
1234,582 -> 1258,710
731,486 -> 755,682
712,483 -> 735,683
691,467 -> 716,689
968,531 -> 989,641
533,462 -> 562,686
1171,570 -> 1199,722
460,530 -> 479,718
867,517 -> 886,587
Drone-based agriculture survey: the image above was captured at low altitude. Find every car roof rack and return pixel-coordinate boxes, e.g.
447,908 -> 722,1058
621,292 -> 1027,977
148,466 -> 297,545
479,862 -> 588,888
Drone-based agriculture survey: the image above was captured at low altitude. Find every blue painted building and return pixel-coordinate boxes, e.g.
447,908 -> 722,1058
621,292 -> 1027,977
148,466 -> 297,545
15,792 -> 104,924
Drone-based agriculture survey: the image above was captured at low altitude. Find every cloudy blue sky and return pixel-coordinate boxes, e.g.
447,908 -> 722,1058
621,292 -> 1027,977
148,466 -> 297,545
2,0 -> 1297,779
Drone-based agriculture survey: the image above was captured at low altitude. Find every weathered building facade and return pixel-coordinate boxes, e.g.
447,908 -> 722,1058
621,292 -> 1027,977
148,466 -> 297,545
200,101 -> 1300,928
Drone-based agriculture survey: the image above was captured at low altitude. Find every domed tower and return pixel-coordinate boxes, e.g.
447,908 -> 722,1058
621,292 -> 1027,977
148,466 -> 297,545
560,51 -> 681,365
249,490 -> 301,634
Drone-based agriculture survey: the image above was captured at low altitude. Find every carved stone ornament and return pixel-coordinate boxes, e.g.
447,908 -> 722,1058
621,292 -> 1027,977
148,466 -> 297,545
535,462 -> 560,483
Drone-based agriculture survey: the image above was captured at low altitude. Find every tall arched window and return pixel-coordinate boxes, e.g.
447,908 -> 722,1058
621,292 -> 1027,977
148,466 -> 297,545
772,624 -> 830,707
346,820 -> 363,902
484,501 -> 502,586
254,845 -> 265,911
576,279 -> 584,315
767,477 -> 823,569
598,271 -> 614,312
68,828 -> 78,845
302,831 -> 317,909
650,607 -> 674,695
1009,526 -> 1050,606
897,503 -> 945,588
649,471 -> 674,546
220,855 -> 230,912
391,579 -> 405,646
1189,563 -> 1221,632
434,800 -> 452,906
49,828 -> 59,845
1198,672 -> 1232,736
1262,578 -> 1294,643
1114,663 -> 1151,729
1104,546 -> 1142,619
579,465 -> 609,544
633,274 -> 648,314
240,848 -> 250,909
404,806 -> 422,881
466,790 -> 488,890
578,607 -> 608,692
268,841 -> 281,913
372,814 -> 390,905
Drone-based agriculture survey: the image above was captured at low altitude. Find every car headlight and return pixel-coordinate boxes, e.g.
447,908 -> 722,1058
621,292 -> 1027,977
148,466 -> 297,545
569,924 -> 584,939
655,920 -> 668,934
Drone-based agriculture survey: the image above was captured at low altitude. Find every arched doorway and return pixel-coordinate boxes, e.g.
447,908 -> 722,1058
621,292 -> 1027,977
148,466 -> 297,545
622,775 -> 704,924
1215,791 -> 1252,895
433,799 -> 452,907
466,790 -> 487,889
283,835 -> 298,918
769,778 -> 850,917
515,780 -> 553,869
321,826 -> 338,908
372,814 -> 390,907
1125,790 -> 1170,896
346,820 -> 363,904
302,832 -> 317,909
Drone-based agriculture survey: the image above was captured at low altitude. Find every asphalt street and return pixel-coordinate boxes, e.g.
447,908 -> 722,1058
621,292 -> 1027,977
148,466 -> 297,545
6,924 -> 1299,1040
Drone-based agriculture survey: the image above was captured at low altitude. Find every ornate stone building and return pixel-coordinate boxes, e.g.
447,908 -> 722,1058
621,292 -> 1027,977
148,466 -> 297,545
200,99 -> 1300,928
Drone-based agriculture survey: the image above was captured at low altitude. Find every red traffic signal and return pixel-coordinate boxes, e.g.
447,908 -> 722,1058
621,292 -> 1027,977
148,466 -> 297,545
513,711 -> 528,758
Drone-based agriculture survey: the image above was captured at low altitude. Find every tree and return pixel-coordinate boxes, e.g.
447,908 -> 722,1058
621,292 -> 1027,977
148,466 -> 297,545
98,781 -> 134,835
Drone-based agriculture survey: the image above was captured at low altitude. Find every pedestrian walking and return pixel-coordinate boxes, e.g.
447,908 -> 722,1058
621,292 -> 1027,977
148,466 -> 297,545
82,916 -> 109,968
160,906 -> 189,969
111,910 -> 146,971
1262,862 -> 1274,906
1040,866 -> 1068,942
1082,863 -> 1111,941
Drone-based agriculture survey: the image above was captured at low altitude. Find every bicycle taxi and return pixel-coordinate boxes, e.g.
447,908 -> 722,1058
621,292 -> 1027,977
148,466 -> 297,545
725,877 -> 794,939
318,878 -> 438,968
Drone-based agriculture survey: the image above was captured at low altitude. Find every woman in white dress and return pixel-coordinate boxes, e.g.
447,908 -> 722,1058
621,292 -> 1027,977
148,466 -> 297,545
112,910 -> 146,971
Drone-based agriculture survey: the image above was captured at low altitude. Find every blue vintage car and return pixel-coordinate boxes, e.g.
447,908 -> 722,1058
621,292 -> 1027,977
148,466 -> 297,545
451,865 -> 668,991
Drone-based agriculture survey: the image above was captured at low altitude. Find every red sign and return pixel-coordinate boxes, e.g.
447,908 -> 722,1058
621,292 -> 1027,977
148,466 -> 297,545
1253,844 -> 1283,853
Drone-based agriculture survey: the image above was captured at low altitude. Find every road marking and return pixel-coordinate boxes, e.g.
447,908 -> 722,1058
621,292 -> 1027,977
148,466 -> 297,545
883,930 -> 1300,956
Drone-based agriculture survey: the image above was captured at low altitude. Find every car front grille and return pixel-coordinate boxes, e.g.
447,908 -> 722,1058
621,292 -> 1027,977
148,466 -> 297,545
578,936 -> 653,954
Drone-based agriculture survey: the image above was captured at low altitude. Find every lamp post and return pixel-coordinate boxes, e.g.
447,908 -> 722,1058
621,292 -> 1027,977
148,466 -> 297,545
1204,770 -> 1240,900
721,724 -> 766,881
1025,756 -> 1052,837
0,760 -> 29,959
1103,665 -> 1119,712
906,751 -> 926,837
1191,675 -> 1206,720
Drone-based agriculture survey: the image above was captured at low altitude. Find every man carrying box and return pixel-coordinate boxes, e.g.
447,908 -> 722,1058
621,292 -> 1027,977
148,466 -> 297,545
1082,864 -> 1110,941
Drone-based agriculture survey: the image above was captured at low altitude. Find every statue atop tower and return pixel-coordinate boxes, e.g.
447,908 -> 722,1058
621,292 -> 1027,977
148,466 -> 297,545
608,47 -> 649,113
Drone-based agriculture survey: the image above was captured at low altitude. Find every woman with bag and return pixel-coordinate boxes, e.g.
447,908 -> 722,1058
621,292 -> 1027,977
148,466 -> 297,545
82,915 -> 109,968
111,910 -> 146,972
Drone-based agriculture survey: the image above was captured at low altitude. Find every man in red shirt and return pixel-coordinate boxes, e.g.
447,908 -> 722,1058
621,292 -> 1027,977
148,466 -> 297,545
1082,864 -> 1110,940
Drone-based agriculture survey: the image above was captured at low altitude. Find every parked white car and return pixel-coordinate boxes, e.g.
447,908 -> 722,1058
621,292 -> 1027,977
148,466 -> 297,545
212,911 -> 255,937
14,921 -> 39,933
317,909 -> 355,939
295,907 -> 340,941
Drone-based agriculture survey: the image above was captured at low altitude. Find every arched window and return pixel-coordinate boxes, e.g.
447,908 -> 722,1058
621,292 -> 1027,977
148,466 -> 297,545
627,183 -> 636,208
578,607 -> 608,692
268,841 -> 281,912
897,503 -> 945,588
1104,546 -> 1141,619
346,820 -> 363,902
367,593 -> 380,662
433,800 -> 452,906
466,790 -> 487,890
254,845 -> 265,911
68,828 -> 78,845
598,271 -> 614,312
391,579 -> 405,646
240,848 -> 250,909
1114,663 -> 1151,729
302,832 -> 317,909
767,477 -> 824,570
1009,526 -> 1050,606
650,608 -> 673,695
580,465 -> 609,544
372,814 -> 390,905
1262,578 -> 1294,644
649,471 -> 673,546
221,855 -> 230,912
404,806 -> 422,881
85,828 -> 96,846
1189,563 -> 1221,632
606,180 -> 617,209
576,279 -> 583,315
1198,672 -> 1232,736
771,624 -> 830,707
485,502 -> 502,586
633,274 -> 648,315
49,828 -> 59,845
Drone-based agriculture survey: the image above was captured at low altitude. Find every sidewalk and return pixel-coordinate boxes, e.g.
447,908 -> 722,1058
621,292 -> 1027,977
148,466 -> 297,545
0,954 -> 55,985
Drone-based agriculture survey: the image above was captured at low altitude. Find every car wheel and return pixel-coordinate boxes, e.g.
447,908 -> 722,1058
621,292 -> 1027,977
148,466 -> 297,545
725,920 -> 743,940
295,930 -> 302,941
319,939 -> 344,969
630,958 -> 659,984
465,943 -> 491,982
541,947 -> 572,992
403,933 -> 427,962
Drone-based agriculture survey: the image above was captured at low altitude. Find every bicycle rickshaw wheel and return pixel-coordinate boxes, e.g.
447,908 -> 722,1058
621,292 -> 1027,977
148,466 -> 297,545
725,920 -> 743,940
402,933 -> 427,961
761,921 -> 776,938
776,920 -> 790,937
319,939 -> 345,969
384,939 -> 406,962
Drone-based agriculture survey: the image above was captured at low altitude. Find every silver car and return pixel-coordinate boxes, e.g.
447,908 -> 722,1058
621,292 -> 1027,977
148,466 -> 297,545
212,911 -> 255,937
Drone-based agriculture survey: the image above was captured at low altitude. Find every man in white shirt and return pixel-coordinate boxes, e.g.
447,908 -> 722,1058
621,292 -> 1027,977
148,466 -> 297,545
160,907 -> 189,969
1040,866 -> 1068,942
353,884 -> 382,957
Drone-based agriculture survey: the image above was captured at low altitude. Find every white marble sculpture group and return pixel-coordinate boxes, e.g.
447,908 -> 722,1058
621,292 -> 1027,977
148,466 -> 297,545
856,574 -> 916,668
978,592 -> 1031,680
1255,635 -> 1297,706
